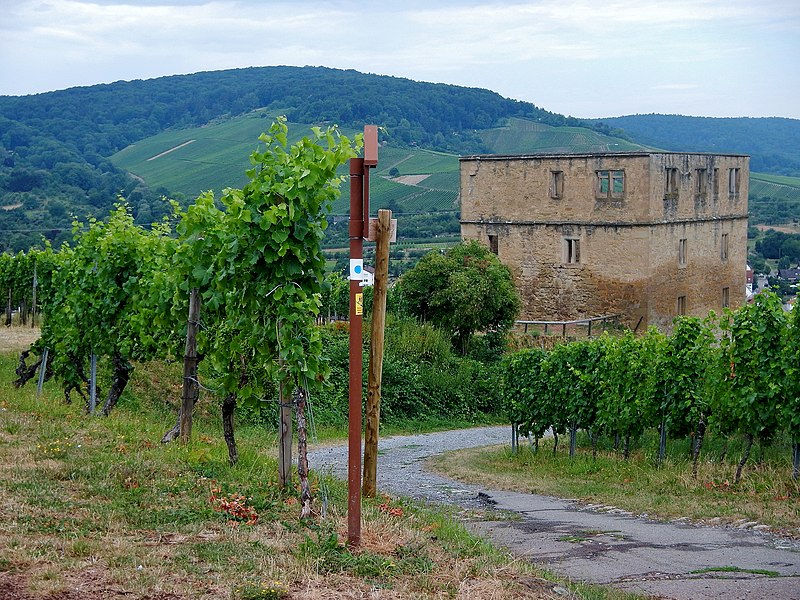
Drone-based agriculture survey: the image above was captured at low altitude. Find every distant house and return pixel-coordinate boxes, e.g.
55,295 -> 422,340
460,151 -> 749,330
360,265 -> 375,287
777,268 -> 800,282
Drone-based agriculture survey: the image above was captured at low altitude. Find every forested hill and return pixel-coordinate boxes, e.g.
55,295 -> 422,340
0,65 -> 592,158
588,114 -> 800,177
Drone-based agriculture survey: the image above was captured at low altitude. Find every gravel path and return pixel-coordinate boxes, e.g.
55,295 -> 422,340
308,426 -> 800,600
309,425 -> 509,506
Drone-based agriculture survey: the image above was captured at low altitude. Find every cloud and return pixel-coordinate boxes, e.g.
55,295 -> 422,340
652,84 -> 701,90
0,0 -> 798,118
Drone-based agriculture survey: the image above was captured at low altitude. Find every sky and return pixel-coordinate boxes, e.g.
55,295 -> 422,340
1,0 -> 799,120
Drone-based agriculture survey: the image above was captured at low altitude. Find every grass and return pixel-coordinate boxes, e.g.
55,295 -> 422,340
0,352 -> 640,599
429,435 -> 800,535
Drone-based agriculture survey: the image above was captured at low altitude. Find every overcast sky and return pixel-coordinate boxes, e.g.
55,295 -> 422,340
1,0 -> 798,119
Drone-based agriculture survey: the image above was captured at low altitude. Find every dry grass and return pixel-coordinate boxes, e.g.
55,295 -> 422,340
755,223 -> 800,234
429,442 -> 800,536
0,354 -> 635,600
0,325 -> 40,353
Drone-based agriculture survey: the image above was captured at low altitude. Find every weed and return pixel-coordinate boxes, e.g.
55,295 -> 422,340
558,535 -> 589,543
35,438 -> 72,459
209,485 -> 259,525
690,566 -> 779,577
233,580 -> 289,600
3,418 -> 22,435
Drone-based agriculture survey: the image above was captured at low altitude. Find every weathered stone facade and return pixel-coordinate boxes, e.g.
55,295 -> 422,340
459,152 -> 749,330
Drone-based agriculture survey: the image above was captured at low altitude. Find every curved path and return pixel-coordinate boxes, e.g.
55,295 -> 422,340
309,426 -> 800,600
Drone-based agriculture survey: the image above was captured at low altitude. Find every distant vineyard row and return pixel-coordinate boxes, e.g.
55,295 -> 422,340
504,296 -> 799,481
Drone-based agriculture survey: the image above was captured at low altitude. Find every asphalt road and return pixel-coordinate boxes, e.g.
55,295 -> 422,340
308,426 -> 800,600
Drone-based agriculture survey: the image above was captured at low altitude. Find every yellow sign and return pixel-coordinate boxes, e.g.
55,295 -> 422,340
355,293 -> 363,316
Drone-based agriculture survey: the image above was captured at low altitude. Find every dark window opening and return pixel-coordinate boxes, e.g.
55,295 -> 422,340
564,238 -> 580,264
677,295 -> 687,315
488,234 -> 498,255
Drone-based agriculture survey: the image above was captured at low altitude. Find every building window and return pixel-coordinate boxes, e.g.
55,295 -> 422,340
677,295 -> 687,316
722,287 -> 730,308
564,238 -> 580,264
721,233 -> 729,261
678,238 -> 687,267
728,168 -> 741,197
713,168 -> 720,198
695,168 -> 707,197
665,168 -> 679,197
550,170 -> 564,199
596,170 -> 624,199
488,234 -> 498,255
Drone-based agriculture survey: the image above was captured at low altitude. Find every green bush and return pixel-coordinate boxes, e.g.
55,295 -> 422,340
311,318 -> 503,426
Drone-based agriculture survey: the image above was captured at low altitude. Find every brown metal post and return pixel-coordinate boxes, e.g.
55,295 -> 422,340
348,157 -> 365,547
363,209 -> 391,498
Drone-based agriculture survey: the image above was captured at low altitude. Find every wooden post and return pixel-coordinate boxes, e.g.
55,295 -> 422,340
36,347 -> 49,397
511,423 -> 518,454
31,265 -> 37,328
363,209 -> 391,498
278,378 -> 293,488
295,386 -> 312,519
180,288 -> 200,444
89,353 -> 97,414
5,288 -> 11,327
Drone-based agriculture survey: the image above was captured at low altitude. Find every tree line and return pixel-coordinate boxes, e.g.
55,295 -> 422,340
590,114 -> 800,177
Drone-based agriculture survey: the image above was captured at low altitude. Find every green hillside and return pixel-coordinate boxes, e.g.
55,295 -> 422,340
111,113 -> 462,217
113,110 -> 304,200
112,114 -> 649,217
749,172 -> 800,224
479,118 -> 647,154
750,173 -> 800,197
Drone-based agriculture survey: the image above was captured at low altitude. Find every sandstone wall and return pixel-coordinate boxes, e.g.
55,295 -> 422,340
460,152 -> 749,331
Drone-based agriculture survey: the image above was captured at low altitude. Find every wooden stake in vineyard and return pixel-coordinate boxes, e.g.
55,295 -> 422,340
179,287 -> 201,444
278,366 -> 293,488
31,265 -> 37,328
363,209 -> 394,498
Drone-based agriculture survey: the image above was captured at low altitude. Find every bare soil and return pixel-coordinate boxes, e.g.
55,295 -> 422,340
755,223 -> 800,234
391,174 -> 430,186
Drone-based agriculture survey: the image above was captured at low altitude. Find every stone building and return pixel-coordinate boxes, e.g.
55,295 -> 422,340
459,152 -> 749,330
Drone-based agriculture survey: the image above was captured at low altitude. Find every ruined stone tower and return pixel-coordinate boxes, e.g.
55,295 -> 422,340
459,152 -> 749,330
